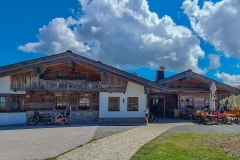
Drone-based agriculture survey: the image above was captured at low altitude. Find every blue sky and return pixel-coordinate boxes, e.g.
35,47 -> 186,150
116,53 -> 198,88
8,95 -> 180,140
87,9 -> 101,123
0,0 -> 240,86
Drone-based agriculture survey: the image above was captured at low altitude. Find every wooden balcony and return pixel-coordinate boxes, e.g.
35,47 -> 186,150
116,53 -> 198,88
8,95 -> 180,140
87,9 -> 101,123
11,72 -> 128,93
11,79 -> 99,92
11,79 -> 127,93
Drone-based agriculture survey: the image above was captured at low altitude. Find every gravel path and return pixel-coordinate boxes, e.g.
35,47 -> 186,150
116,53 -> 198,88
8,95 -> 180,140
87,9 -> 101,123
0,125 -> 98,160
163,124 -> 240,136
93,126 -> 138,139
57,122 -> 194,160
0,124 -> 139,160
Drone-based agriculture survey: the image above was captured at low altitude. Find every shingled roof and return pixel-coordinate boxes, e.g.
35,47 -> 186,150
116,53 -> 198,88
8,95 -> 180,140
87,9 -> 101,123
0,50 -> 165,91
155,69 -> 240,94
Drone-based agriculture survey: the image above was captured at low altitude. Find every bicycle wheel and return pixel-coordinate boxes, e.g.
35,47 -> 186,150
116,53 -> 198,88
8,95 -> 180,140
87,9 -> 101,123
27,117 -> 38,125
47,116 -> 55,125
43,117 -> 50,125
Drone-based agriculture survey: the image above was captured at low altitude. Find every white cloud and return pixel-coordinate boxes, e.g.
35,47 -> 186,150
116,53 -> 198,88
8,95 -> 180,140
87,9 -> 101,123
182,0 -> 240,59
19,0 -> 206,73
91,26 -> 100,33
18,18 -> 90,55
236,63 -> 240,68
215,72 -> 240,87
208,54 -> 220,69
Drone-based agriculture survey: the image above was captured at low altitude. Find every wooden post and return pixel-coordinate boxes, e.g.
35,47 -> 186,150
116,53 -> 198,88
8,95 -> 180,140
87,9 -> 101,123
5,95 -> 11,111
163,98 -> 165,117
178,93 -> 180,109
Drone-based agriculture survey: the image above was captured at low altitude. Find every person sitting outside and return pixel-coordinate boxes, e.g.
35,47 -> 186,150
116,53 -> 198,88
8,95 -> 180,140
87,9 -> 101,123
232,108 -> 237,114
193,108 -> 201,121
201,108 -> 205,114
207,107 -> 211,114
196,108 -> 201,114
214,110 -> 221,125
220,108 -> 225,114
184,107 -> 192,120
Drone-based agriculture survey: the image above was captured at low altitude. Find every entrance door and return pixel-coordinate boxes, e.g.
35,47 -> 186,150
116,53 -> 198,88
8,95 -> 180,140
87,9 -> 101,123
158,99 -> 165,117
150,99 -> 158,116
150,98 -> 165,117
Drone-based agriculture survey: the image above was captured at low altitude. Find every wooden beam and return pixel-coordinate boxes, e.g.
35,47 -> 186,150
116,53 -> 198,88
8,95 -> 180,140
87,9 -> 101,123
67,59 -> 74,68
144,86 -> 150,95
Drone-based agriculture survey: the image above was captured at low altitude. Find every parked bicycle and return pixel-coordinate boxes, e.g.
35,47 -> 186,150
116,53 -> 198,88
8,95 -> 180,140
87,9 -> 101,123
27,110 -> 55,126
148,112 -> 158,123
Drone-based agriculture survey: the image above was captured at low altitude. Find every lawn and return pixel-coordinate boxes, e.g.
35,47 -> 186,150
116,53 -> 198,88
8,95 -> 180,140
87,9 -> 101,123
131,133 -> 240,160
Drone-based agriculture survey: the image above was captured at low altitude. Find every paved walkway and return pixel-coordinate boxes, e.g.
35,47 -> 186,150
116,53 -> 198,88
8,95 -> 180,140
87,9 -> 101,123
58,121 -> 194,160
0,124 -> 98,160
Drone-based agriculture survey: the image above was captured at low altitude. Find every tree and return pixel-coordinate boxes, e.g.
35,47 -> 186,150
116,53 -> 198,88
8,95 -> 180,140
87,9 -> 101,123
225,99 -> 229,106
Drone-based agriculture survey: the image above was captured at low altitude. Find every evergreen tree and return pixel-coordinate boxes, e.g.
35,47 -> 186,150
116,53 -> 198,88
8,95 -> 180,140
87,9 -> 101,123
225,99 -> 229,106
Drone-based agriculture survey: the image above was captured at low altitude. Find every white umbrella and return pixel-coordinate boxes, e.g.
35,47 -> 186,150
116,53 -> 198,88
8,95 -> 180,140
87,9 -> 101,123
231,94 -> 236,110
209,82 -> 217,111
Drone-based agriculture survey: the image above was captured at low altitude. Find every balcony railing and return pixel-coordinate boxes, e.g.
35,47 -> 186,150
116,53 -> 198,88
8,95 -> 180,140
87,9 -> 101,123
11,77 -> 127,93
12,79 -> 99,91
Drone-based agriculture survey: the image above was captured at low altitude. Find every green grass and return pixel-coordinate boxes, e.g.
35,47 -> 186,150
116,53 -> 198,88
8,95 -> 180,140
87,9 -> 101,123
131,133 -> 240,160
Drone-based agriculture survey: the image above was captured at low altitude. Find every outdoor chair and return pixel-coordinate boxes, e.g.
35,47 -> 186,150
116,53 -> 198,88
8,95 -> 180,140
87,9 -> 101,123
192,113 -> 201,121
220,114 -> 232,124
200,114 -> 212,124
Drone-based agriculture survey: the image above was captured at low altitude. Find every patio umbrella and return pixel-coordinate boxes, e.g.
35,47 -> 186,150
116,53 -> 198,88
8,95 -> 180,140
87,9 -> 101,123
209,82 -> 217,111
231,94 -> 236,110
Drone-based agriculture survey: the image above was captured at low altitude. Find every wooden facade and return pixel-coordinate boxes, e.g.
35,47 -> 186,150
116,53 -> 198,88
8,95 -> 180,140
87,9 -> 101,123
23,91 -> 99,111
148,70 -> 240,117
2,51 -> 162,113
8,60 -> 131,111
1,51 -> 239,118
10,61 -> 128,93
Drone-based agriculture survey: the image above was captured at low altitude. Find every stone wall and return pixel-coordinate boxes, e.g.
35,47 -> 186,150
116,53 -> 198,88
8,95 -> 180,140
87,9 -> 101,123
99,118 -> 145,124
26,110 -> 99,123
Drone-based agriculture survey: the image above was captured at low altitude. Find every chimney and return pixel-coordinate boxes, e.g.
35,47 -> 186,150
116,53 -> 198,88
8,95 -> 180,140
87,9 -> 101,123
132,72 -> 138,76
155,66 -> 165,81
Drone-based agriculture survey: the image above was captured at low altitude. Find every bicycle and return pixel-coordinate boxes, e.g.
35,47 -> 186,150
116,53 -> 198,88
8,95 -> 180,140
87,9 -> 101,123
148,112 -> 158,123
55,111 -> 69,125
27,110 -> 55,126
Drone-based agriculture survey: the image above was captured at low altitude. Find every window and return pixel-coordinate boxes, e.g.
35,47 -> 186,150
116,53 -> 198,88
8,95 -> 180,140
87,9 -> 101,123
57,72 -> 67,77
56,97 -> 68,110
78,97 -> 90,110
153,99 -> 158,106
11,97 -> 21,110
108,97 -> 120,111
127,97 -> 138,111
0,97 -> 5,111
186,98 -> 194,108
80,73 -> 89,80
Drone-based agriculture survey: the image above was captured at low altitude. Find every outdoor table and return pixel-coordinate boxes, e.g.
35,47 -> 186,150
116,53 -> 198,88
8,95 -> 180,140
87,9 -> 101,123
226,114 -> 237,123
205,114 -> 216,122
235,113 -> 240,117
205,114 -> 216,117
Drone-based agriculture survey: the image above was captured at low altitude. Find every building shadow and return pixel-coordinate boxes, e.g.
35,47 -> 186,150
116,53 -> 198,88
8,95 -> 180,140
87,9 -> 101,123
0,123 -> 99,131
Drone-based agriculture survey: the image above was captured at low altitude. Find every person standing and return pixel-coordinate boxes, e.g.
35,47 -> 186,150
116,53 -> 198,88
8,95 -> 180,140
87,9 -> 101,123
65,103 -> 72,124
145,106 -> 149,125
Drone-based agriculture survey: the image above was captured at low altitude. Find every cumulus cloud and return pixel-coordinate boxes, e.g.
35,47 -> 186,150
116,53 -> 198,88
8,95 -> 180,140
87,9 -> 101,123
182,0 -> 240,59
18,18 -> 90,55
19,0 -> 206,73
215,72 -> 240,87
208,54 -> 220,69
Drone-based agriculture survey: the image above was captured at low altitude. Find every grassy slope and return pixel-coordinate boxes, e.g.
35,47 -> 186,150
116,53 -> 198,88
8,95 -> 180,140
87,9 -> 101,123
219,86 -> 240,109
